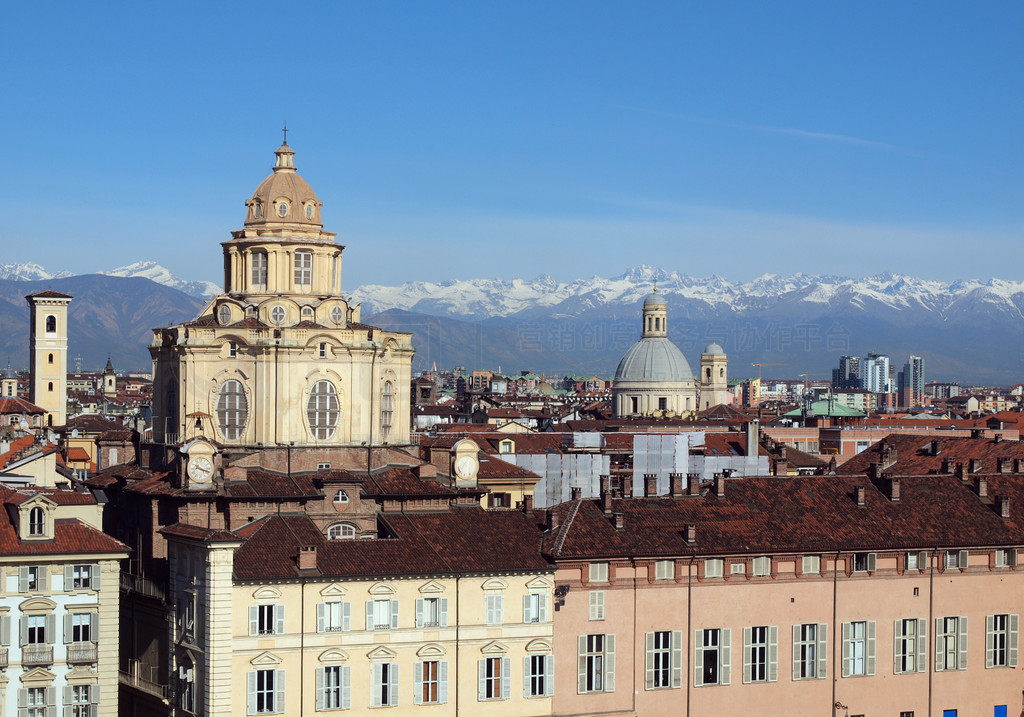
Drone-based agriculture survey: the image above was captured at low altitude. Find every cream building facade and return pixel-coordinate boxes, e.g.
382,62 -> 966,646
26,291 -> 72,427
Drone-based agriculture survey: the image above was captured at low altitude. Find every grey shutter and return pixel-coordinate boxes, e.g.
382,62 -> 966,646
439,660 -> 449,703
577,636 -> 588,693
523,595 -> 531,624
958,549 -> 968,569
91,564 -> 100,590
371,663 -> 382,708
247,671 -> 256,715
91,685 -> 100,705
645,632 -> 655,689
694,630 -> 704,686
274,605 -> 284,635
19,616 -> 27,647
501,656 -> 511,699
416,598 -> 424,629
414,661 -> 423,705
842,622 -> 851,677
916,618 -> 927,672
792,625 -> 801,680
866,621 -> 876,675
538,595 -> 547,623
987,614 -> 995,668
366,601 -> 374,631
524,656 -> 532,698
45,687 -> 56,717
18,688 -> 27,709
63,686 -> 71,706
604,634 -> 616,692
39,566 -> 48,589
893,619 -> 902,674
390,599 -> 399,629
274,669 -> 284,713
935,618 -> 945,671
958,616 -> 969,670
1010,614 -> 1019,668
342,601 -> 351,632
64,566 -> 73,590
46,613 -> 56,644
720,628 -> 731,685
867,553 -> 876,572
88,612 -> 97,641
340,665 -> 351,709
64,614 -> 72,644
918,551 -> 927,569
19,567 -> 28,593
479,659 -> 487,700
248,606 -> 258,636
389,664 -> 399,706
315,667 -> 325,710
816,624 -> 828,678
768,626 -> 779,682
439,598 -> 448,627
671,631 -> 683,688
0,615 -> 9,646
316,603 -> 325,633
545,655 -> 555,696
742,627 -> 752,684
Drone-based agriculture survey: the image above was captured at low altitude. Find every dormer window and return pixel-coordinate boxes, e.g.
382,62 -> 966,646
500,440 -> 514,454
305,203 -> 314,219
277,201 -> 289,217
327,523 -> 356,540
253,201 -> 262,218
301,306 -> 315,322
29,507 -> 44,536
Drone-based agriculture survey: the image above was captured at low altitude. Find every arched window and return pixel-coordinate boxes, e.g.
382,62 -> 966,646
45,316 -> 56,333
720,368 -> 725,378
655,317 -> 660,331
251,251 -> 268,286
334,490 -> 349,504
48,382 -> 53,391
381,381 -> 394,440
253,201 -> 263,218
705,368 -> 711,381
301,306 -> 314,322
327,522 -> 356,540
48,354 -> 53,364
28,507 -> 44,536
216,379 -> 248,441
307,380 -> 340,440
305,203 -> 314,219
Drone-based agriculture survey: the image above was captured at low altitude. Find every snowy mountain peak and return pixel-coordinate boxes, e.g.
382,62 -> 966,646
99,262 -> 220,298
0,263 -> 73,281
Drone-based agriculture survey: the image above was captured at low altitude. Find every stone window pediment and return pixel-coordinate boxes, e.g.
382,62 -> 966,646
481,578 -> 507,592
318,648 -> 349,664
252,586 -> 282,602
250,651 -> 282,667
480,640 -> 509,655
367,645 -> 397,661
525,576 -> 553,590
319,584 -> 347,598
368,582 -> 396,596
416,643 -> 446,658
418,580 -> 446,595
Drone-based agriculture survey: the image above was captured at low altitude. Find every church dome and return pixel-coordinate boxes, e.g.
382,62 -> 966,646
703,342 -> 725,356
614,338 -> 694,383
643,291 -> 666,308
244,143 -> 323,228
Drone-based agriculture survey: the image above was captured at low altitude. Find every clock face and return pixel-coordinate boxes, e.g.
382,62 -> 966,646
454,456 -> 476,480
188,456 -> 213,482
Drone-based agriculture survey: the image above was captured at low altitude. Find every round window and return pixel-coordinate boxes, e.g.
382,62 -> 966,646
217,305 -> 231,325
277,202 -> 288,217
330,306 -> 345,324
270,305 -> 286,324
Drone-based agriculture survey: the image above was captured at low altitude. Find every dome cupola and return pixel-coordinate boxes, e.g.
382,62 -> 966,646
244,142 -> 323,229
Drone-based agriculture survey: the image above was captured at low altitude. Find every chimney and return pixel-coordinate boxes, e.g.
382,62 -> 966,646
1016,458 -> 1024,474
670,472 -> 684,497
998,457 -> 1011,474
977,478 -> 988,499
779,445 -> 788,460
570,486 -> 582,501
746,419 -> 760,457
602,488 -> 613,515
298,545 -> 317,570
855,486 -> 866,507
614,512 -> 625,530
955,463 -> 967,481
942,457 -> 954,474
599,474 -> 610,495
685,524 -> 696,544
970,458 -> 982,474
687,473 -> 700,496
547,509 -> 560,530
868,462 -> 881,480
886,477 -> 900,503
930,439 -> 943,456
622,474 -> 633,498
644,473 -> 658,497
714,473 -> 726,498
521,495 -> 533,512
998,496 -> 1011,519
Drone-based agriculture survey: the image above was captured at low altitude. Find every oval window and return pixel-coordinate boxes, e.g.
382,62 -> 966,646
270,305 -> 286,324
305,204 -> 314,219
277,202 -> 288,217
330,305 -> 345,324
307,380 -> 340,440
218,305 -> 231,325
217,379 -> 248,441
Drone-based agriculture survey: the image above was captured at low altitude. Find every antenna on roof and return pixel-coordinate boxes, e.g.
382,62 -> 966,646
282,121 -> 289,146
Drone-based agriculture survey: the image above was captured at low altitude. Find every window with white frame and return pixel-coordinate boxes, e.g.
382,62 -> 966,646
270,305 -> 286,325
301,306 -> 315,322
578,633 -> 615,693
752,556 -> 771,577
730,562 -> 745,575
294,251 -> 312,286
318,342 -> 327,359
416,660 -> 447,704
588,591 -> 605,621
307,380 -> 340,440
329,305 -> 345,325
69,683 -> 99,717
523,593 -> 546,624
704,559 -> 723,578
986,613 -> 1019,668
895,618 -> 927,674
416,597 -> 447,628
217,379 -> 248,441
694,628 -> 730,686
842,621 -> 875,677
229,342 -> 238,358
327,523 -> 356,540
251,252 -> 268,287
935,616 -> 968,671
67,564 -> 97,590
478,656 -> 510,701
68,612 -> 95,643
23,613 -> 51,645
178,656 -> 195,713
793,623 -> 827,679
29,506 -> 44,536
371,663 -> 398,708
248,668 -> 284,714
851,552 -> 876,572
802,555 -> 820,574
646,630 -> 682,689
905,551 -> 927,571
366,598 -> 398,631
316,601 -> 351,633
21,687 -> 51,717
525,654 -> 554,697
381,381 -> 394,440
316,664 -> 350,710
249,604 -> 284,636
485,594 -> 503,626
944,550 -> 968,570
743,625 -> 778,683
333,489 -> 348,504
218,305 -> 232,326
654,560 -> 674,580
589,562 -> 609,583
996,549 -> 1017,568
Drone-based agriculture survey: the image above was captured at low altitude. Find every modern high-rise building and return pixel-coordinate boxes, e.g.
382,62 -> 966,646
860,353 -> 892,394
897,355 -> 926,408
831,356 -> 861,389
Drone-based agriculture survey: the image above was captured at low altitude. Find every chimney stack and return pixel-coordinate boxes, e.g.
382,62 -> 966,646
970,458 -> 982,474
779,445 -> 788,460
547,509 -> 560,530
1016,458 -> 1024,474
714,473 -> 726,498
687,473 -> 700,496
570,486 -> 582,500
685,524 -> 696,545
622,474 -> 633,498
670,473 -> 684,497
998,457 -> 1011,474
930,439 -> 943,456
521,494 -> 533,512
599,474 -> 610,495
942,457 -> 954,474
746,419 -> 760,457
869,462 -> 881,480
644,473 -> 658,498
955,463 -> 967,481
886,478 -> 900,503
602,487 -> 613,515
298,545 -> 317,570
614,513 -> 625,530
855,486 -> 866,507
999,496 -> 1011,519
977,478 -> 988,499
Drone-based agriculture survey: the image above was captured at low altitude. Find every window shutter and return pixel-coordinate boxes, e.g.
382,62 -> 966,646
866,553 -> 876,572
694,630 -> 704,687
893,619 -> 903,674
842,622 -> 851,677
671,630 -> 683,688
742,627 -> 752,684
366,601 -> 374,631
91,564 -> 101,590
816,624 -> 828,678
414,661 -> 423,705
249,606 -> 258,636
275,605 -> 284,635
64,614 -> 71,644
439,598 -> 448,627
89,612 -> 97,641
720,628 -> 731,685
917,550 -> 927,569
0,615 -> 9,646
958,616 -> 969,670
371,663 -> 382,708
39,566 -> 48,588
645,632 -> 655,689
523,595 -> 532,624
1010,614 -> 1019,668
538,595 -> 547,623
501,656 -> 511,699
274,669 -> 285,713
958,549 -> 968,569
768,626 -> 778,682
46,613 -> 56,644
416,598 -> 425,629
866,621 -> 876,675
18,688 -> 27,709
341,601 -> 351,632
987,614 -> 995,668
439,660 -> 449,703
1010,550 -> 1019,568
545,655 -> 555,696
19,567 -> 28,593
577,636 -> 588,694
792,625 -> 800,680
64,566 -> 73,589
524,656 -> 532,698
604,634 -> 616,692
390,663 -> 399,705
341,665 -> 351,709
247,670 -> 257,715
315,667 -> 325,711
390,599 -> 399,629
935,618 -> 945,671
63,686 -> 71,706
479,658 -> 487,700
316,603 -> 325,633
19,616 -> 27,647
92,685 -> 100,704
45,690 -> 56,717
916,618 -> 927,672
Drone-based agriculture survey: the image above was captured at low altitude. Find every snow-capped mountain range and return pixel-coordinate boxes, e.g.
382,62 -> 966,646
0,261 -> 221,298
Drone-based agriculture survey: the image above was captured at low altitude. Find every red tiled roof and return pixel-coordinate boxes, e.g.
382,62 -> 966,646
836,434 -> 1024,476
0,485 -> 95,506
477,454 -> 541,481
0,397 -> 45,415
25,290 -> 72,299
223,470 -> 320,499
361,467 -> 460,497
0,436 -> 37,469
66,448 -> 91,462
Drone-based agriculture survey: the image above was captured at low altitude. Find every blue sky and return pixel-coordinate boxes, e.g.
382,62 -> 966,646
3,1 -> 1022,289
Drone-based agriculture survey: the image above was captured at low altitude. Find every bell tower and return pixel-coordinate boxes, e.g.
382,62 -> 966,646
26,290 -> 72,426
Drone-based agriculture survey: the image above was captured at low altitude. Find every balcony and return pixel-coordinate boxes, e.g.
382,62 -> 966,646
120,660 -> 169,700
68,642 -> 98,664
121,572 -> 166,601
22,644 -> 53,666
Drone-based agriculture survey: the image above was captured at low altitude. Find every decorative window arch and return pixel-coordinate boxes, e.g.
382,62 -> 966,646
307,380 -> 340,440
217,379 -> 248,441
301,306 -> 315,321
327,523 -> 356,540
